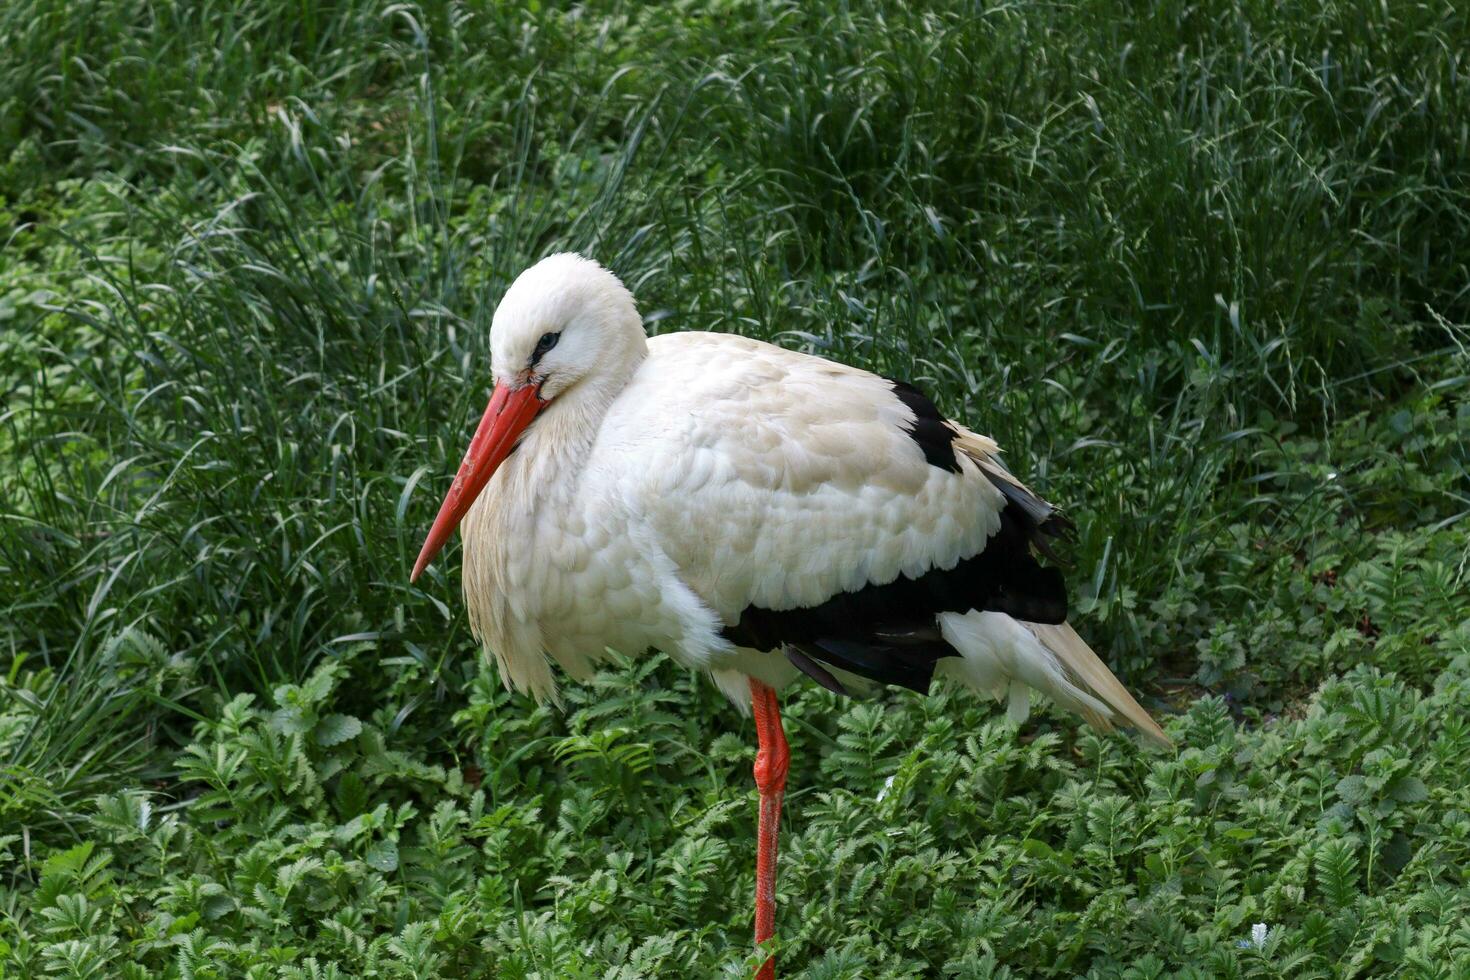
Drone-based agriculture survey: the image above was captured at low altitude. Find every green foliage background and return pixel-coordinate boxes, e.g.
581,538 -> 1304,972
2,1 -> 1469,976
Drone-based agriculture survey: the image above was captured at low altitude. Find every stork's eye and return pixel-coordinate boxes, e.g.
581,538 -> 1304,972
531,331 -> 560,363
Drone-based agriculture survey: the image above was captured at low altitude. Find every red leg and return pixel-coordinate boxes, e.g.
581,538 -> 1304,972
750,679 -> 789,980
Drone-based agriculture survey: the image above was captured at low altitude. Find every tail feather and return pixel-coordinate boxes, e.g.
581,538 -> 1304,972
1025,621 -> 1172,748
937,611 -> 1171,749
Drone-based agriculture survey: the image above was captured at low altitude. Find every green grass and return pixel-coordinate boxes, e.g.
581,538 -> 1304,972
3,0 -> 1470,975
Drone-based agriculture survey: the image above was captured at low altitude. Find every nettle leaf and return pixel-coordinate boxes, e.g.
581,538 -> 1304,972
270,707 -> 314,736
317,714 -> 362,747
365,840 -> 399,873
1335,775 -> 1370,806
1389,776 -> 1429,804
203,894 -> 235,920
335,771 -> 370,818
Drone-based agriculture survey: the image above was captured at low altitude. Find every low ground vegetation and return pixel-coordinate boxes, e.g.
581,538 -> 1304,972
3,1 -> 1469,975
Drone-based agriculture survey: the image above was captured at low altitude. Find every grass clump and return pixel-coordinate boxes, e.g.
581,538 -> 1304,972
3,0 -> 1469,975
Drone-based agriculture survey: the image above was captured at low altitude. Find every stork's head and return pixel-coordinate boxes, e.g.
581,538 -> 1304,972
411,253 -> 645,581
488,252 -> 645,400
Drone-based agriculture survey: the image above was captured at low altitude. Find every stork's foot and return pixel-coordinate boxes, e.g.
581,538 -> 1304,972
750,679 -> 789,980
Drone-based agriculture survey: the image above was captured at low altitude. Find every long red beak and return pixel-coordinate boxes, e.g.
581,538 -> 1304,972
411,381 -> 545,582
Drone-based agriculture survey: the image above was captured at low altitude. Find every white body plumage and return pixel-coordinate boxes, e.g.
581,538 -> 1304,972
422,253 -> 1165,745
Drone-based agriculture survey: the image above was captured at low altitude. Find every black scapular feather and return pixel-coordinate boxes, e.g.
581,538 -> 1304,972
890,378 -> 961,472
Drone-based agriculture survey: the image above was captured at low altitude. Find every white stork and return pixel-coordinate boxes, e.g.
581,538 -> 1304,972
411,253 -> 1169,978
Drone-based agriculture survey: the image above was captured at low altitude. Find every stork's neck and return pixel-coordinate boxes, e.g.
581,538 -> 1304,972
525,340 -> 646,472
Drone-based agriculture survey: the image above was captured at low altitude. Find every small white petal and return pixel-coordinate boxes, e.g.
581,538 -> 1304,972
876,774 -> 896,802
